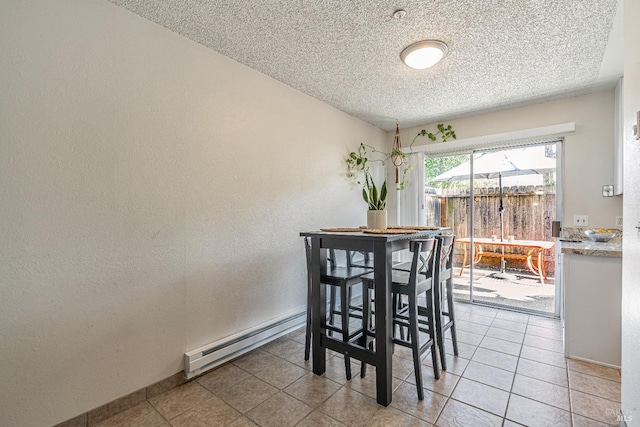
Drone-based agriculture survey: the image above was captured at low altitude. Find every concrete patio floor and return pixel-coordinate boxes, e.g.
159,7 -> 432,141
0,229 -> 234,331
451,266 -> 557,315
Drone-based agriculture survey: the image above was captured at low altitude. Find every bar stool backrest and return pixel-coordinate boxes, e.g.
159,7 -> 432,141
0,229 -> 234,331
437,235 -> 455,281
304,237 -> 338,275
408,238 -> 437,293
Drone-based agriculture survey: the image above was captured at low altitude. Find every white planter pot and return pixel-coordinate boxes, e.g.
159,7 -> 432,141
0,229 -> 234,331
367,210 -> 387,229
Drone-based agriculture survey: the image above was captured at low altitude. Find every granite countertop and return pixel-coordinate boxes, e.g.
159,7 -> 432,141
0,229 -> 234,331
560,240 -> 622,258
559,226 -> 622,258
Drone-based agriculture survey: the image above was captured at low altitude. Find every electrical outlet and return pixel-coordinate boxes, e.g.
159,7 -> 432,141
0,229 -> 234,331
574,215 -> 589,226
616,216 -> 623,227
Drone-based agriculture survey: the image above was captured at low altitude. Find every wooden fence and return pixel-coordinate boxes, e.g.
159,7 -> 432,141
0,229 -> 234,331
426,185 -> 556,276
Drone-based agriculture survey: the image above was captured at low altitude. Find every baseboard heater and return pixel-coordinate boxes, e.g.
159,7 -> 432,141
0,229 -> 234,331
184,308 -> 306,379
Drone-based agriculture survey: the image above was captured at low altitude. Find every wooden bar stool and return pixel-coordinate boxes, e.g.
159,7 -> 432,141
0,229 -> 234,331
303,237 -> 372,380
361,238 -> 440,399
433,235 -> 459,371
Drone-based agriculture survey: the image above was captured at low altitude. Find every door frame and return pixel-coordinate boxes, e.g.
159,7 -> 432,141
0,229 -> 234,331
467,142 -> 563,317
403,124 -> 572,317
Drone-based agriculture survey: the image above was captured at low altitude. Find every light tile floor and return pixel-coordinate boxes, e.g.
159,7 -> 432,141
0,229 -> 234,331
96,303 -> 622,427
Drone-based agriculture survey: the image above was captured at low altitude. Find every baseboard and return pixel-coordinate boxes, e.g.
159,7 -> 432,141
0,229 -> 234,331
565,354 -> 621,370
184,308 -> 306,379
56,309 -> 309,426
53,372 -> 187,427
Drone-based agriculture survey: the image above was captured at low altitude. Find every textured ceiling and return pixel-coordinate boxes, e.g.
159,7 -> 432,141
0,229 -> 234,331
110,0 -> 621,131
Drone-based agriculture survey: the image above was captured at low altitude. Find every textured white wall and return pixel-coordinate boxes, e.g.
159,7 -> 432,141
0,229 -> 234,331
0,1 -> 385,425
622,0 -> 640,423
397,91 -> 623,229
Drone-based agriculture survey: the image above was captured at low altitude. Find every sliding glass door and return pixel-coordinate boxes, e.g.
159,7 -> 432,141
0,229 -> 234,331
424,143 -> 559,316
425,153 -> 472,302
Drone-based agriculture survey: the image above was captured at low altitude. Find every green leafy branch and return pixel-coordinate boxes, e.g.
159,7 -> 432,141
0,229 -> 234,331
345,123 -> 456,209
409,123 -> 457,149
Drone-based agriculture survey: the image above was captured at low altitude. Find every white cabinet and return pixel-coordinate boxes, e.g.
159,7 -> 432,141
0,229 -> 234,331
563,253 -> 621,366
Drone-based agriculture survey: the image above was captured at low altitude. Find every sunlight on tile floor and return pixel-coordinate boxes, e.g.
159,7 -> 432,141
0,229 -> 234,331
95,303 -> 621,427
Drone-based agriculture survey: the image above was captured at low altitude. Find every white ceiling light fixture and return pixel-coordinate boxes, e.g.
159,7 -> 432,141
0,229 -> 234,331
401,40 -> 448,70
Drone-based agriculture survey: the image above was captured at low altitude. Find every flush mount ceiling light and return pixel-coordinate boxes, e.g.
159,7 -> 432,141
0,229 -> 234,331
401,40 -> 448,70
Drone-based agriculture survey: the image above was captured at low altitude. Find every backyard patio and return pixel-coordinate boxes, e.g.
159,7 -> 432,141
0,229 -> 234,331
424,147 -> 558,314
451,265 -> 556,314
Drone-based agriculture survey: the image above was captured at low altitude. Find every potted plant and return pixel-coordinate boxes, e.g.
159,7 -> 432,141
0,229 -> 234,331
346,143 -> 388,229
346,123 -> 456,229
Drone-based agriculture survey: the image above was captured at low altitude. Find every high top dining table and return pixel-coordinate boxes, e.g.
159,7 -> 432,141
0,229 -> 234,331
300,227 -> 451,406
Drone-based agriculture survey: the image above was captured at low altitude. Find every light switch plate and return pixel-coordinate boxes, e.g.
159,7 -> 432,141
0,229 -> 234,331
616,216 -> 623,227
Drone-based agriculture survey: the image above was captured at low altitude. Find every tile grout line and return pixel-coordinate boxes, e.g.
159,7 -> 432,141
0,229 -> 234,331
286,308 -> 614,426
92,305 -> 620,427
567,355 -> 576,427
444,307 -> 574,425
503,315 -> 529,425
435,305 -> 494,425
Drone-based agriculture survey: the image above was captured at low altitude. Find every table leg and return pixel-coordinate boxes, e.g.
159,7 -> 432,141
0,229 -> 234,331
525,248 -> 545,285
526,248 -> 536,274
474,244 -> 484,264
311,239 -> 326,375
459,244 -> 468,276
537,250 -> 545,285
373,241 -> 392,406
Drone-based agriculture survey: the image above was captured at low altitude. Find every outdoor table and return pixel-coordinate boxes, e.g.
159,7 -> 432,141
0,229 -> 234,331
457,237 -> 555,285
300,227 -> 450,406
